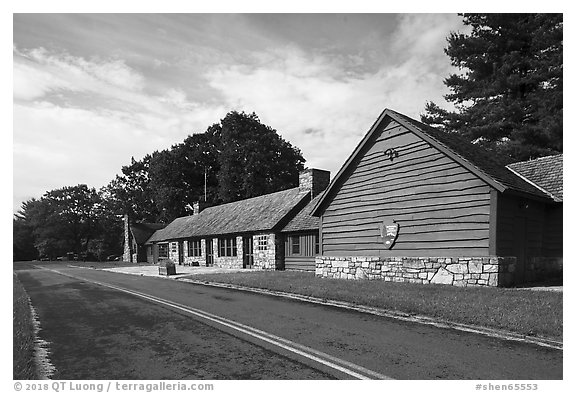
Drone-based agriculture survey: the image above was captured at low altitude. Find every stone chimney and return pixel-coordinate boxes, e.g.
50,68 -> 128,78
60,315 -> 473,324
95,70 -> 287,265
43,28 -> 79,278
123,214 -> 132,263
299,168 -> 330,199
192,201 -> 209,215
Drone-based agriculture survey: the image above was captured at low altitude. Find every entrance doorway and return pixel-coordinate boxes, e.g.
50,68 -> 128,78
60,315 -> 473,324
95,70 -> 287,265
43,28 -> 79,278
513,216 -> 527,283
243,236 -> 254,269
177,242 -> 184,265
206,238 -> 214,267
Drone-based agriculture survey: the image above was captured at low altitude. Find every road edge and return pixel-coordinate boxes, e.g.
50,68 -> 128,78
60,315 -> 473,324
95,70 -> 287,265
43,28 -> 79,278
177,277 -> 563,351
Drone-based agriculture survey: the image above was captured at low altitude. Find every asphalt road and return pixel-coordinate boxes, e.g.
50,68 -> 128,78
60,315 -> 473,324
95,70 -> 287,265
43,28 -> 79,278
14,262 -> 562,380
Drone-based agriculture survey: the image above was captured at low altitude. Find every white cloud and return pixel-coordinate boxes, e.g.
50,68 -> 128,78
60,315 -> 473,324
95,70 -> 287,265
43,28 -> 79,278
13,60 -> 75,100
204,40 -> 457,177
23,47 -> 145,91
12,47 -> 230,212
14,48 -> 163,115
12,100 -> 229,212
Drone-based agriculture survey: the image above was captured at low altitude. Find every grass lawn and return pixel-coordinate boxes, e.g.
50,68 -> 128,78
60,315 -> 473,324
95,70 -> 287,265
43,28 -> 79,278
192,271 -> 562,340
13,274 -> 37,379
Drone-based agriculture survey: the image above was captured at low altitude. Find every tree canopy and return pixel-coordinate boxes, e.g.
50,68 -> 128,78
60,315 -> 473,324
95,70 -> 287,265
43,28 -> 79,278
421,13 -> 563,161
15,111 -> 306,260
215,112 -> 305,203
13,185 -> 115,260
105,111 -> 305,223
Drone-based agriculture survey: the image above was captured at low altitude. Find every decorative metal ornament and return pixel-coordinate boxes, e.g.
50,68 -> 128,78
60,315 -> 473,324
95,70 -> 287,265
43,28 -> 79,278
384,148 -> 399,162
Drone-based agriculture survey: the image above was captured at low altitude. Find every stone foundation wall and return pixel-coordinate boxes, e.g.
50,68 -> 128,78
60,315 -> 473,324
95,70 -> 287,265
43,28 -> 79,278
315,256 -> 517,287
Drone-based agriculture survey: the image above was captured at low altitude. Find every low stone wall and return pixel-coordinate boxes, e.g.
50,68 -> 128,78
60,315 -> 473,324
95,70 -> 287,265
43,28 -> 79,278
315,256 -> 517,287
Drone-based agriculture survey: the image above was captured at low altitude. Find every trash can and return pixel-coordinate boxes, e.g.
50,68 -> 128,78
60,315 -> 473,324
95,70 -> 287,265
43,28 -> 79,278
158,259 -> 176,276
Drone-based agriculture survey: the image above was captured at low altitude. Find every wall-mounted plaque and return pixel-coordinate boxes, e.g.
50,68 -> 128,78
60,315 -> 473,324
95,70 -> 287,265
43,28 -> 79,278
379,220 -> 399,249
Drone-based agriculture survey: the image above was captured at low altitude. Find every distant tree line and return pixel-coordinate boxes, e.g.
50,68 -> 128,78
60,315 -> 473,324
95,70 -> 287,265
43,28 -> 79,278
13,112 -> 305,261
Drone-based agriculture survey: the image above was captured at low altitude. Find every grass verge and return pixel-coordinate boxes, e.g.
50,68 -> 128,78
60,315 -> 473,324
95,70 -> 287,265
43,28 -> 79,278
192,271 -> 562,340
13,274 -> 38,379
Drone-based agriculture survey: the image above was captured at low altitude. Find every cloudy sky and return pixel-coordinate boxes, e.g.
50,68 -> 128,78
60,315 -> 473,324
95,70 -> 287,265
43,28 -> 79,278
13,13 -> 468,213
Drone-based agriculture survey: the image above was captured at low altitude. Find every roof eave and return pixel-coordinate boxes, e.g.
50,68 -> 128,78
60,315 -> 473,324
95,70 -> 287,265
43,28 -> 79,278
505,166 -> 561,202
502,188 -> 559,204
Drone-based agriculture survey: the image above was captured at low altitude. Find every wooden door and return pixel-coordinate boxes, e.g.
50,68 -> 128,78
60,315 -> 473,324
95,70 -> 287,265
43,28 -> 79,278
513,217 -> 527,284
243,236 -> 254,269
206,238 -> 214,267
177,242 -> 184,265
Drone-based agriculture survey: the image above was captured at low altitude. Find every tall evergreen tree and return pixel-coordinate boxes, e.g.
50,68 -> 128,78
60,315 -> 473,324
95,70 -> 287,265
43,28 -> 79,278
421,13 -> 562,161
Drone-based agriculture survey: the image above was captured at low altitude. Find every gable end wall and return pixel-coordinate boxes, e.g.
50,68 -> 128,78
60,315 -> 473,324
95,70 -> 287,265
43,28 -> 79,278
321,119 -> 493,258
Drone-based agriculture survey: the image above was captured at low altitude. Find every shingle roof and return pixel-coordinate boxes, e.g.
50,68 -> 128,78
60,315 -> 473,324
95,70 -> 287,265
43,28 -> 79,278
312,108 -> 553,216
507,154 -> 563,202
281,192 -> 324,233
147,187 -> 310,243
130,222 -> 166,245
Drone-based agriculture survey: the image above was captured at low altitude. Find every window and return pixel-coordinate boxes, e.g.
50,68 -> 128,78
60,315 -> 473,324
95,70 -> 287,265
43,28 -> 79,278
218,237 -> 237,257
291,235 -> 300,254
314,234 -> 320,255
188,239 -> 202,257
170,242 -> 178,253
158,243 -> 169,258
255,235 -> 268,251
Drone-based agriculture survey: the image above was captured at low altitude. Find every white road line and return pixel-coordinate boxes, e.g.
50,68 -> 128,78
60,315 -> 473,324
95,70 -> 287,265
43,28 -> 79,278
36,266 -> 392,380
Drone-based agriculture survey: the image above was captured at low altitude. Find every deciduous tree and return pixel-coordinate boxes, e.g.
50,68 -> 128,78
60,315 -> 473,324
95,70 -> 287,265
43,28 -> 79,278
215,111 -> 305,203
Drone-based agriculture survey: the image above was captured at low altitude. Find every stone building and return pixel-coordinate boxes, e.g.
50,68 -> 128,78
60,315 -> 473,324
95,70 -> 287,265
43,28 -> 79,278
123,217 -> 166,263
144,168 -> 330,270
311,108 -> 562,287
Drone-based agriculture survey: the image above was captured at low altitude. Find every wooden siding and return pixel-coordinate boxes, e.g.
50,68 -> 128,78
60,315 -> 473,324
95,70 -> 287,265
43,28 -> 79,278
544,205 -> 563,256
497,193 -> 561,258
321,119 -> 493,257
285,232 -> 318,271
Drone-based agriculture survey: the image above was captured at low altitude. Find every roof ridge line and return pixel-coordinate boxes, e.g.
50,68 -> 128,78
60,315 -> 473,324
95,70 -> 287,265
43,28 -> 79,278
201,186 -> 300,212
509,153 -> 563,166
